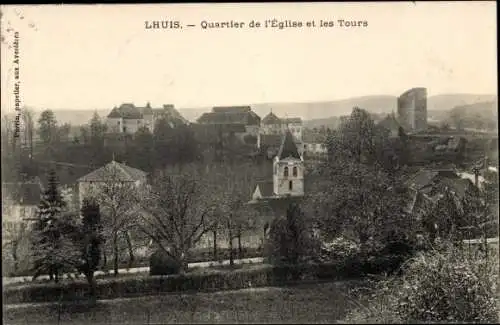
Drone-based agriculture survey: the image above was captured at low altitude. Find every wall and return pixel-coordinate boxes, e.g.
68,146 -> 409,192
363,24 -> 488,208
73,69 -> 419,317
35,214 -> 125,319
121,118 -> 143,134
273,160 -> 304,196
106,117 -> 123,133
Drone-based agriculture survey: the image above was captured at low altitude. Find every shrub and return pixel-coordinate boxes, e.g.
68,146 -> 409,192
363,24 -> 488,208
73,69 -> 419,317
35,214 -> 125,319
149,250 -> 181,276
395,243 -> 498,323
345,241 -> 499,324
320,237 -> 360,261
343,277 -> 403,324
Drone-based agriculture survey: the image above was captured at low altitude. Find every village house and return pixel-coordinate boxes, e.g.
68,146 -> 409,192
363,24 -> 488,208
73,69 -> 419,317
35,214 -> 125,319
106,102 -> 188,134
2,178 -> 42,241
301,130 -> 328,160
76,159 -> 148,207
258,111 -> 304,157
196,106 -> 261,144
260,111 -> 303,141
405,168 -> 479,221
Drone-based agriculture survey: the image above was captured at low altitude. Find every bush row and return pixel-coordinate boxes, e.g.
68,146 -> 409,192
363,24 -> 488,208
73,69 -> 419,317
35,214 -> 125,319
4,254 -> 408,305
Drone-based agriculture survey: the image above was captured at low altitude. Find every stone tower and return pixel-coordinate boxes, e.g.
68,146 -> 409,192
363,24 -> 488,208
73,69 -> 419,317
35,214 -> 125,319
272,129 -> 304,197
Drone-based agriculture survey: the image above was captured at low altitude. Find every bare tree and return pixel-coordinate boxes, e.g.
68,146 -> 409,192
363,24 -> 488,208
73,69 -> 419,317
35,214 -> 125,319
210,163 -> 259,265
85,167 -> 141,276
137,165 -> 217,273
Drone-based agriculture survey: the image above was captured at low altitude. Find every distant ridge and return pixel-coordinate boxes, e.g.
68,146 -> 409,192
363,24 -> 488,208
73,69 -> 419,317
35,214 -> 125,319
8,93 -> 496,127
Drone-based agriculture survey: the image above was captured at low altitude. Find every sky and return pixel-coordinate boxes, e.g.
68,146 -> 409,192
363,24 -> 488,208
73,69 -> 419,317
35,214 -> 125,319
0,2 -> 497,114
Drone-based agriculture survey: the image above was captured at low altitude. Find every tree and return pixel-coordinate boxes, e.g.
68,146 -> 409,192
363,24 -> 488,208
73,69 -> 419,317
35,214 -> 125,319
37,110 -> 58,146
57,123 -> 72,144
31,169 -> 80,283
265,202 -> 319,275
78,198 -> 104,297
85,168 -> 140,276
138,166 -> 217,273
210,163 -> 258,265
132,126 -> 154,172
328,107 -> 390,166
307,161 -> 415,252
153,117 -> 174,168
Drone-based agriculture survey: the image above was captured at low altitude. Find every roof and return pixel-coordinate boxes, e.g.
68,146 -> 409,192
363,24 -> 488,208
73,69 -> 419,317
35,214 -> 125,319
107,103 -> 143,119
277,130 -> 301,160
262,112 -> 282,125
2,182 -> 41,206
107,103 -> 187,123
77,160 -> 148,182
406,169 -> 460,190
260,134 -> 283,147
254,180 -> 274,198
197,110 -> 261,126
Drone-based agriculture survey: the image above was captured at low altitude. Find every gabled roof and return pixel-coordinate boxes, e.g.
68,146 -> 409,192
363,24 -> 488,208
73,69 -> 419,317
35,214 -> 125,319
277,130 -> 301,160
197,111 -> 260,125
262,112 -> 282,125
406,169 -> 459,191
77,160 -> 148,182
254,180 -> 274,198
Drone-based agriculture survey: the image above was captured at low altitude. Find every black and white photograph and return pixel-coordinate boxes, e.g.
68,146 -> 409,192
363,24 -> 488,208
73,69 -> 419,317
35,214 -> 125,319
1,2 -> 498,324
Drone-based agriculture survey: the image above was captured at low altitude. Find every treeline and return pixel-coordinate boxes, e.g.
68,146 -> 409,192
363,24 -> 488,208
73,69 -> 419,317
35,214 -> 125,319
2,109 -> 267,185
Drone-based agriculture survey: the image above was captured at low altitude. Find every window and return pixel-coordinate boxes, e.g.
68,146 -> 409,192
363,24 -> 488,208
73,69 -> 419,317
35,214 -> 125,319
293,166 -> 298,177
289,180 -> 293,190
284,166 -> 289,177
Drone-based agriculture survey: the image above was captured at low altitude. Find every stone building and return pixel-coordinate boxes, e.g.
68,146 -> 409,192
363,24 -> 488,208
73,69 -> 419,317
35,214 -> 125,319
106,103 -> 187,134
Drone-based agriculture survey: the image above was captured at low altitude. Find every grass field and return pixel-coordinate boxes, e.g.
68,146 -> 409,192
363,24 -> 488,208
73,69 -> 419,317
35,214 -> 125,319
4,280 -> 365,324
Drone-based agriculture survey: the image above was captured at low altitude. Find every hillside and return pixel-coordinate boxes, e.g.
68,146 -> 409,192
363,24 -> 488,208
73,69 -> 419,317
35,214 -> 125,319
444,100 -> 498,131
8,93 -> 496,127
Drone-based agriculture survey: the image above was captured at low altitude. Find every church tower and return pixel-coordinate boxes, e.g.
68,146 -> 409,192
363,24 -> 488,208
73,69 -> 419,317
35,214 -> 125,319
273,130 -> 304,197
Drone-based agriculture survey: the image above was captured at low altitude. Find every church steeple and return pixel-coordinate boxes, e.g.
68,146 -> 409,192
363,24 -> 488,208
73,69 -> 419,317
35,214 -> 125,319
273,130 -> 304,197
277,130 -> 301,160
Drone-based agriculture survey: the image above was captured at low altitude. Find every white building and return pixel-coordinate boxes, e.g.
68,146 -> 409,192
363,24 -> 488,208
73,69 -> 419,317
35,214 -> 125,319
106,103 -> 188,134
77,160 -> 148,208
260,111 -> 303,142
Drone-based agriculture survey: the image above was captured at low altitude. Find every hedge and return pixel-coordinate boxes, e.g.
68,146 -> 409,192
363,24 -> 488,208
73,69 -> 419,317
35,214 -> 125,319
5,247 -> 263,278
4,254 -> 408,305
